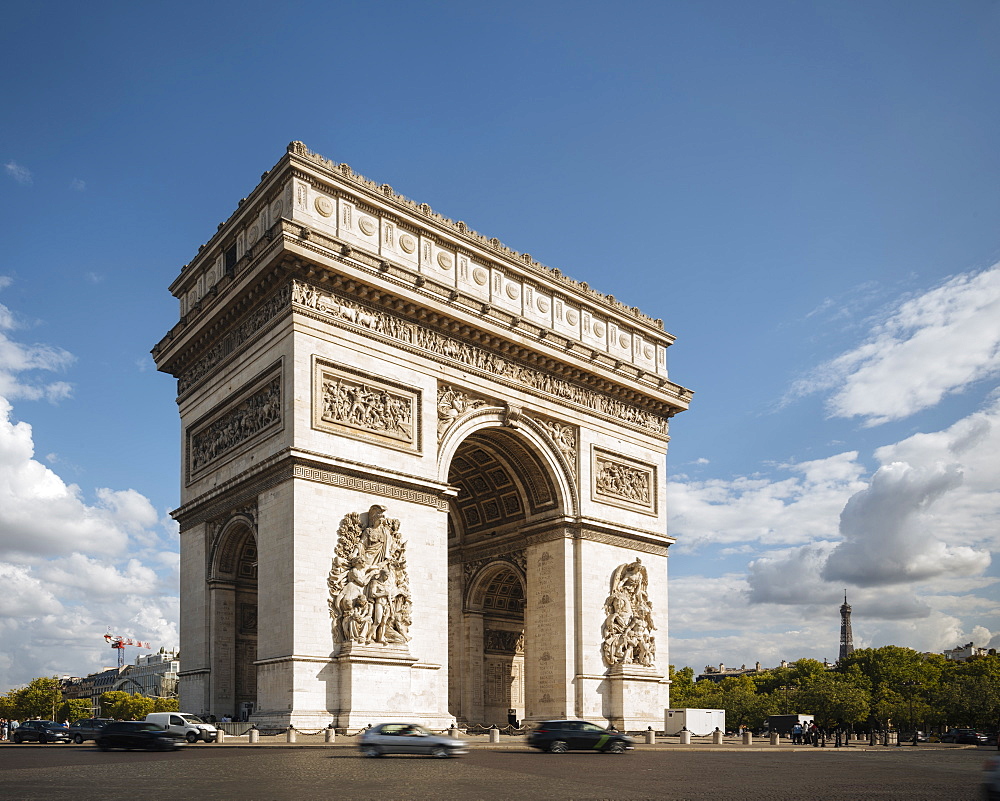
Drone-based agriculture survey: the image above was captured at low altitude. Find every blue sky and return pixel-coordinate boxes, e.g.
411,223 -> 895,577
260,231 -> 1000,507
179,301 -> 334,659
1,1 -> 999,690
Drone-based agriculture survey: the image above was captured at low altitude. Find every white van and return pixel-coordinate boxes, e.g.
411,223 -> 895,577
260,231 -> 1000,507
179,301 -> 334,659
145,712 -> 218,743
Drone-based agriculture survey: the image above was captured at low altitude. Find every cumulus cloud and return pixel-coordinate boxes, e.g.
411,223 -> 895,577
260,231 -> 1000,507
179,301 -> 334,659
823,461 -> 989,586
4,161 -> 32,186
791,265 -> 1000,426
669,451 -> 867,551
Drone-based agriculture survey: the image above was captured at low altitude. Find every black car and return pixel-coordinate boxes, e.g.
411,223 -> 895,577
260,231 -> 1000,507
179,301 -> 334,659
11,720 -> 71,744
941,728 -> 989,744
526,720 -> 634,754
95,721 -> 184,751
68,717 -> 115,744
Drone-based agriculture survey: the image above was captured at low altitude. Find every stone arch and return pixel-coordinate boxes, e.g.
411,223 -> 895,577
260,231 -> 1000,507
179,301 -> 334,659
207,516 -> 258,720
437,407 -> 578,521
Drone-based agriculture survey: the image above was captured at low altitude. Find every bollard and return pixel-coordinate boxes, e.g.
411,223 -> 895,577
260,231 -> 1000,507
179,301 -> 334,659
712,729 -> 723,745
214,729 -> 225,744
249,727 -> 259,744
287,725 -> 296,743
325,726 -> 336,743
645,727 -> 656,745
489,726 -> 500,744
742,731 -> 752,746
680,730 -> 691,745
769,731 -> 778,746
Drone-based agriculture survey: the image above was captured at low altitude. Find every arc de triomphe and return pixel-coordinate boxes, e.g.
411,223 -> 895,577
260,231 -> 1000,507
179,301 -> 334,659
152,142 -> 692,730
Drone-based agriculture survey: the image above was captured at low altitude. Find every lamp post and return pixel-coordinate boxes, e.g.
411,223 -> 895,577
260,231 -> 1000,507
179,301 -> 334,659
781,685 -> 796,715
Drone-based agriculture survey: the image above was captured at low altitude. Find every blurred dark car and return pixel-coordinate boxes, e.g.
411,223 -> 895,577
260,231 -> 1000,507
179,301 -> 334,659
526,720 -> 634,754
68,717 -> 115,744
359,723 -> 467,758
941,728 -> 989,744
11,720 -> 70,744
96,721 -> 184,751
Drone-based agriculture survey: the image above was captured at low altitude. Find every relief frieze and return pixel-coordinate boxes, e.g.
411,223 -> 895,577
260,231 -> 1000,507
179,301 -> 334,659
313,359 -> 420,452
179,285 -> 291,396
292,280 -> 669,438
437,385 -> 491,441
188,374 -> 282,480
531,416 -> 578,474
592,447 -> 656,514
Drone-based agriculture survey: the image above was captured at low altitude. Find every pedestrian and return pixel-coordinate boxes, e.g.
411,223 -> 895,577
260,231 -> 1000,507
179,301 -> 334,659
791,722 -> 802,745
0,718 -> 7,741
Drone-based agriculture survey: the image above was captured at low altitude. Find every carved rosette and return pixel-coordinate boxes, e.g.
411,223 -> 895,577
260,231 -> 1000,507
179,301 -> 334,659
437,385 -> 489,442
327,506 -> 412,648
601,559 -> 656,669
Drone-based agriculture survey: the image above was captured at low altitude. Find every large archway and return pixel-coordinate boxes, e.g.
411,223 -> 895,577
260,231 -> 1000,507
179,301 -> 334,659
445,422 -> 568,727
208,520 -> 258,720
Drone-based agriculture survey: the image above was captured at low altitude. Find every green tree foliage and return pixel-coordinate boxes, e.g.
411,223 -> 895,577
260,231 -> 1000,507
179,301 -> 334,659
0,677 -> 62,720
99,691 -> 160,721
153,697 -> 180,713
668,650 -> 1000,733
57,698 -> 93,723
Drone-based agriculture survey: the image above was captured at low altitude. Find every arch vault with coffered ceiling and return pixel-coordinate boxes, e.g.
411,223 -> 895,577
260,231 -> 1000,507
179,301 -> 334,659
153,143 -> 692,730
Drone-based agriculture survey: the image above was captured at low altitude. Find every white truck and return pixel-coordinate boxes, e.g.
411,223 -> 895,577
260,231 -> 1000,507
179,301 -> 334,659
664,708 -> 726,736
145,712 -> 219,743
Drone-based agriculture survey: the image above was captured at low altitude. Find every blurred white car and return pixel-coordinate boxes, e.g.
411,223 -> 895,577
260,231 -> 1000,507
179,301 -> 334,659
359,723 -> 467,758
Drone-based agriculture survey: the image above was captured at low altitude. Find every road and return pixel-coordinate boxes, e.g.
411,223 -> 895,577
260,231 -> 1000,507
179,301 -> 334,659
0,744 -> 987,800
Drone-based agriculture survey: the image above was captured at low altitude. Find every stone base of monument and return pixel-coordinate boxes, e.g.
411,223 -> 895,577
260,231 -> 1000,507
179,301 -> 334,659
605,663 -> 666,731
332,642 -> 449,729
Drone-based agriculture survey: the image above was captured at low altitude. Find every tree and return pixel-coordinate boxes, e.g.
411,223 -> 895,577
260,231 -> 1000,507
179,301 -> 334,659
0,677 -> 62,720
57,698 -> 93,723
796,672 -> 869,728
152,697 -> 180,713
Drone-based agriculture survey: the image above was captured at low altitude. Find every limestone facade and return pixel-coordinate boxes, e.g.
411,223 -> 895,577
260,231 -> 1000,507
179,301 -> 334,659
153,142 -> 692,730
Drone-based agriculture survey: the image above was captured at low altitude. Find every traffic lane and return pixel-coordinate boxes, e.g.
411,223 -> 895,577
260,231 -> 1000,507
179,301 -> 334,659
0,746 -> 985,800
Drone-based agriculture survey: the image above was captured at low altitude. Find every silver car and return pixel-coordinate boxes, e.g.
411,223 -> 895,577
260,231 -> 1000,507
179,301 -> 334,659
359,723 -> 468,758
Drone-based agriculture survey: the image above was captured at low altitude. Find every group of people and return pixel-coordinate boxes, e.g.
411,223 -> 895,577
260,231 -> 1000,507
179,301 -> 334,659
790,721 -> 825,745
0,719 -> 20,740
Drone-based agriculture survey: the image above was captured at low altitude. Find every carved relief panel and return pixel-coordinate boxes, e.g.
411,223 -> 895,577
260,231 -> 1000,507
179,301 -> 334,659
312,358 -> 421,453
186,364 -> 283,483
591,447 -> 656,514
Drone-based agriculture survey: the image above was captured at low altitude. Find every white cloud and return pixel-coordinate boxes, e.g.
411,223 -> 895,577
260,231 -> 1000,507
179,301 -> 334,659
0,395 -> 179,690
70,178 -> 86,192
0,284 -> 76,402
668,451 -> 867,551
4,161 -> 32,186
792,265 -> 1000,426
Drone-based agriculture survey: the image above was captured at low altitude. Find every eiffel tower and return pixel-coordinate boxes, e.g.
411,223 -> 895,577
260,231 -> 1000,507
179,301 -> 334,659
839,591 -> 855,661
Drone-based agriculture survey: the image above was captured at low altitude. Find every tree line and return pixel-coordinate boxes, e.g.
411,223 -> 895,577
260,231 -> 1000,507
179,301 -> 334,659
0,677 -> 179,722
669,646 -> 1000,732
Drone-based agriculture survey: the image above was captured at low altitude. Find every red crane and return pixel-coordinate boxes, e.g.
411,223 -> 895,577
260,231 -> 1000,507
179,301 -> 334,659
103,633 -> 152,668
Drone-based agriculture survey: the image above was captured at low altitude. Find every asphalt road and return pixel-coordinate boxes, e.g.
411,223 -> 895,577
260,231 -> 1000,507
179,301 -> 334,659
0,744 -> 987,800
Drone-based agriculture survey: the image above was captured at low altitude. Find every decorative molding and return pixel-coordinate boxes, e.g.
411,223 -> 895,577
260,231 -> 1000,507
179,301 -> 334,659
291,280 -> 670,438
327,506 -> 413,650
178,285 -> 291,396
461,549 -> 527,585
292,464 -> 450,511
187,366 -> 282,483
591,447 -> 656,514
602,559 -> 656,669
284,141 -> 666,331
313,358 -> 421,453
